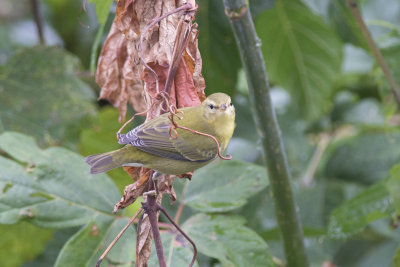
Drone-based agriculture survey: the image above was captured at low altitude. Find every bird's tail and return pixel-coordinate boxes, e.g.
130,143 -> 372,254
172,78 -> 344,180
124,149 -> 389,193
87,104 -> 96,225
85,150 -> 121,174
85,146 -> 144,174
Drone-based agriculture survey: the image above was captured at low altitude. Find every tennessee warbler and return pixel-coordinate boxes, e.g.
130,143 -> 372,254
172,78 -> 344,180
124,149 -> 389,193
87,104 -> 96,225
85,93 -> 235,175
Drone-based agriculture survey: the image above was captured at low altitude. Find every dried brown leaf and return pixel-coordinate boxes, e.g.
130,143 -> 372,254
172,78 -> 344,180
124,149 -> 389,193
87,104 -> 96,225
97,0 -> 204,122
136,214 -> 152,267
113,169 -> 151,212
96,23 -> 147,123
157,175 -> 177,203
136,194 -> 162,267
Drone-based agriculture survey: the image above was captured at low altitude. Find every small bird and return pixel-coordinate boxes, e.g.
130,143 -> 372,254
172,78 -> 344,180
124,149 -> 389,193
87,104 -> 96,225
85,93 -> 235,175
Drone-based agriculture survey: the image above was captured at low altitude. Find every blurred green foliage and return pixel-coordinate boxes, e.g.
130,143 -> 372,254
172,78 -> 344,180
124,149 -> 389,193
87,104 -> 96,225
1,0 -> 400,266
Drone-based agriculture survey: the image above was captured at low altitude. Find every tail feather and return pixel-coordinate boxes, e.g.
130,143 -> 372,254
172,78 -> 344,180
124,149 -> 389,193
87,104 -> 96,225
85,151 -> 121,174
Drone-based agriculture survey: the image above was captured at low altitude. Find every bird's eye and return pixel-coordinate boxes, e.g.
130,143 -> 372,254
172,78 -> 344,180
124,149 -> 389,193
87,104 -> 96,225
209,104 -> 214,109
229,102 -> 233,106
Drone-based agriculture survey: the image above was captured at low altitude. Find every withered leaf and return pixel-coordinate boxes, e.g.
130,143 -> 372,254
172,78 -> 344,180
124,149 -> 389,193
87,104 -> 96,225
157,174 -> 177,203
113,168 -> 151,212
97,0 -> 205,122
136,194 -> 162,267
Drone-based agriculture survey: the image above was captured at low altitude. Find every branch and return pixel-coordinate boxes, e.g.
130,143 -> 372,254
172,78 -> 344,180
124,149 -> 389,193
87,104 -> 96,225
157,204 -> 197,267
30,0 -> 45,45
141,174 -> 166,267
222,0 -> 309,266
346,0 -> 400,108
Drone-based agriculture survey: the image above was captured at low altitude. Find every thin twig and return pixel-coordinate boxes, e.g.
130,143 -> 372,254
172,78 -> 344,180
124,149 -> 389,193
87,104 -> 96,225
30,0 -> 45,45
158,222 -> 173,229
96,208 -> 143,267
157,204 -> 197,267
116,107 -> 151,137
346,0 -> 400,108
164,17 -> 193,96
174,180 -> 188,224
301,133 -> 330,187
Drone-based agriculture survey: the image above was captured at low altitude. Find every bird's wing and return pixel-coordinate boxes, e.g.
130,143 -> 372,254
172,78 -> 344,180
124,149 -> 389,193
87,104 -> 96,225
118,116 -> 217,162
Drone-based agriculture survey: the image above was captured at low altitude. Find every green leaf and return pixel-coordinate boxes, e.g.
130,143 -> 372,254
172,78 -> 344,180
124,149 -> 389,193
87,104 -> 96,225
394,243 -> 400,267
387,163 -> 400,214
88,0 -> 113,25
148,232 -> 199,267
88,0 -> 113,72
55,216 -> 136,267
0,46 -> 96,148
183,161 -> 268,212
0,131 -> 120,227
22,228 -> 79,267
324,132 -> 400,184
0,222 -> 53,267
80,107 -> 141,193
256,0 -> 343,118
197,0 -> 241,96
183,214 -> 275,267
327,181 -> 394,239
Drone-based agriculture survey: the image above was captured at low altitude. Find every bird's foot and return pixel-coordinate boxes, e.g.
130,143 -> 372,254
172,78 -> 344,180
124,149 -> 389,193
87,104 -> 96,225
177,172 -> 193,180
143,190 -> 157,197
152,171 -> 162,181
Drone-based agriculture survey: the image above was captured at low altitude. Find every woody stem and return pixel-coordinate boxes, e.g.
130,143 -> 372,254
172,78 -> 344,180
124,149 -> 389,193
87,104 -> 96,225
223,0 -> 309,266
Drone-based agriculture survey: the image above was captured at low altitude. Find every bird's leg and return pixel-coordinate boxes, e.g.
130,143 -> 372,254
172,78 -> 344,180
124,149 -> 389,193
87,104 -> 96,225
143,171 -> 162,197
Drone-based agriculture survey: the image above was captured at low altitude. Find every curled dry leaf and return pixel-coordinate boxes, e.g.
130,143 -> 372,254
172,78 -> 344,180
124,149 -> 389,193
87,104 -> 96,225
113,168 -> 151,212
96,0 -> 205,123
136,214 -> 152,267
136,194 -> 162,267
157,174 -> 177,203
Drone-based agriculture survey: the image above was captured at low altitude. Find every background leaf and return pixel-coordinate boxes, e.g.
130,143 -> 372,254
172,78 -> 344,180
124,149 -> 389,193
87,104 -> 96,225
327,181 -> 394,239
183,214 -> 275,267
0,46 -> 96,148
55,217 -> 136,267
148,232 -> 199,267
0,132 -> 120,227
387,163 -> 400,214
88,0 -> 113,25
256,0 -> 343,118
197,0 -> 241,96
183,161 -> 269,212
324,132 -> 400,184
0,222 -> 53,267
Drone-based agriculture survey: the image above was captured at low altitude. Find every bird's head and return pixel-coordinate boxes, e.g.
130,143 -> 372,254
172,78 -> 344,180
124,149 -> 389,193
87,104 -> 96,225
202,93 -> 235,122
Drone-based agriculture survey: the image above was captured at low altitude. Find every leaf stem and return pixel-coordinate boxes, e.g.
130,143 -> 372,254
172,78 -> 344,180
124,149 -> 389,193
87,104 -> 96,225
222,0 -> 309,266
346,0 -> 400,108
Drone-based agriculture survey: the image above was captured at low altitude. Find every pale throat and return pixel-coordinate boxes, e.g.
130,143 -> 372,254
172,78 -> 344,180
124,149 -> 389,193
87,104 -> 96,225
214,111 -> 235,150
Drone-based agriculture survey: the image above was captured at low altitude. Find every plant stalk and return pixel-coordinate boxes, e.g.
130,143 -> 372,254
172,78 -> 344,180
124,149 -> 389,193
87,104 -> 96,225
222,0 -> 309,266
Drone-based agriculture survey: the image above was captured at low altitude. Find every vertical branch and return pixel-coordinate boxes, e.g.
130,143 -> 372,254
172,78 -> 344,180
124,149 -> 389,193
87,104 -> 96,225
30,0 -> 45,45
346,0 -> 400,107
222,0 -> 309,266
142,175 -> 166,267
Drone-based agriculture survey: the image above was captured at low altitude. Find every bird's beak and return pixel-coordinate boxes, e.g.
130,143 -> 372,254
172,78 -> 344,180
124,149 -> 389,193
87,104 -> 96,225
220,104 -> 227,110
